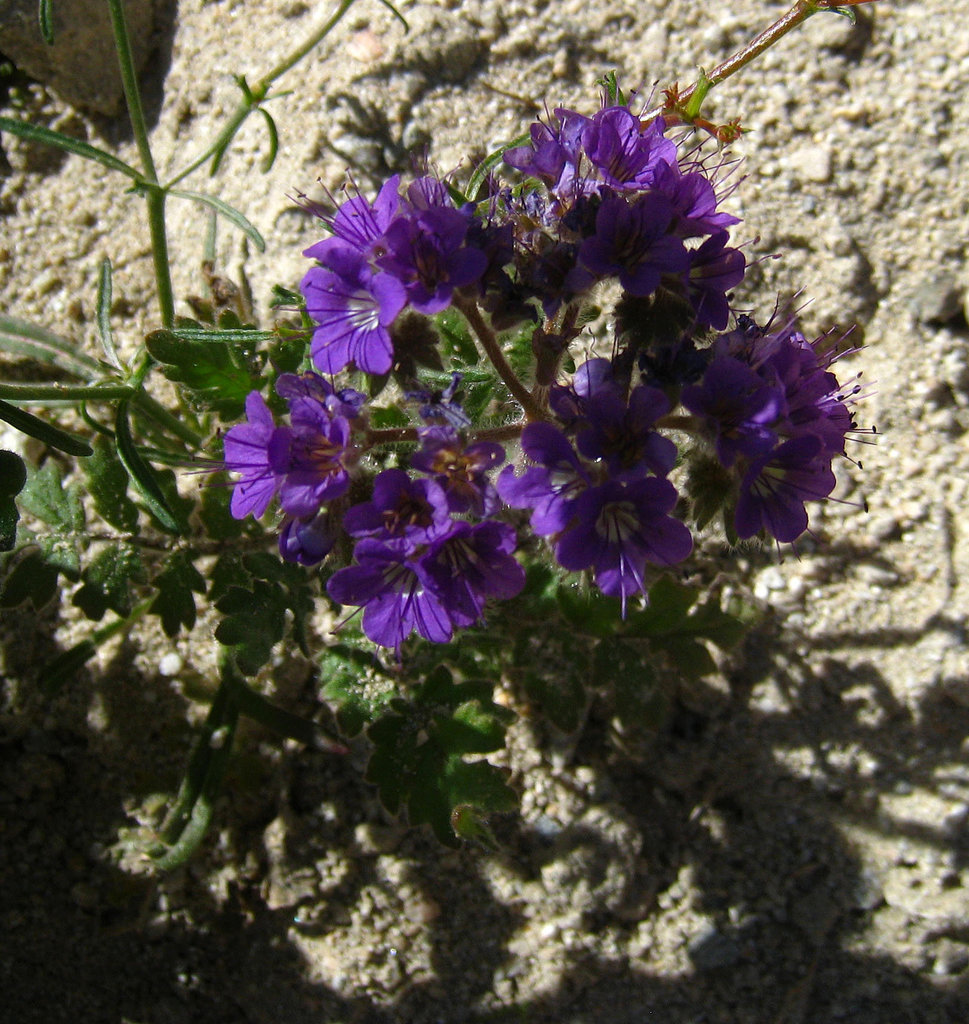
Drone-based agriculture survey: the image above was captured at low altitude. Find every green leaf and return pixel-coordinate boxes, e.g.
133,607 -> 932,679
150,549 -> 206,637
72,543 -> 145,621
0,549 -> 59,609
96,257 -> 122,370
167,188 -> 266,252
208,549 -> 252,603
256,107 -> 279,173
685,451 -> 734,532
0,116 -> 140,178
623,576 -> 698,637
84,436 -> 140,532
38,0 -> 55,44
555,579 -> 619,638
114,401 -> 182,533
19,459 -> 84,533
465,130 -> 530,202
214,578 -> 288,675
198,478 -> 245,541
519,660 -> 588,733
434,307 -> 480,367
0,312 -> 101,378
319,643 -> 395,738
364,665 -> 516,845
0,398 -> 93,457
0,450 -> 27,551
154,468 -> 196,534
145,326 -> 266,420
42,640 -> 99,695
594,640 -> 670,728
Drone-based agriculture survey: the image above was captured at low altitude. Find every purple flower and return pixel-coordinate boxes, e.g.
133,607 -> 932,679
574,193 -> 688,297
301,247 -> 406,376
686,232 -> 747,330
503,108 -> 586,195
279,511 -> 337,565
411,426 -> 505,515
276,371 -> 367,421
223,391 -> 283,519
581,107 -> 676,192
343,469 -> 452,550
575,382 -> 677,480
554,478 -> 693,611
272,397 -> 351,517
327,539 -> 453,654
421,520 -> 525,628
759,333 -> 856,458
497,421 -> 590,535
653,163 -> 741,238
735,435 -> 836,542
378,205 -> 488,314
681,356 -> 783,467
302,175 -> 400,263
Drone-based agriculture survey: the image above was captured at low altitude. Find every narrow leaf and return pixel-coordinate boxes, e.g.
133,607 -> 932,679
0,398 -> 92,457
0,312 -> 101,377
96,258 -> 123,369
466,131 -> 530,201
114,401 -> 182,533
39,0 -> 55,44
257,107 -> 279,173
168,188 -> 266,251
0,117 -> 140,178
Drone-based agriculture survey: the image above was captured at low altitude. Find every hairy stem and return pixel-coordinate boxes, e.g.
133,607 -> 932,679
647,0 -> 880,122
106,0 -> 175,329
453,297 -> 546,422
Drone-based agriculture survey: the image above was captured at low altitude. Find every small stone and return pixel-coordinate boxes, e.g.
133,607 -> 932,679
687,926 -> 741,970
910,272 -> 964,325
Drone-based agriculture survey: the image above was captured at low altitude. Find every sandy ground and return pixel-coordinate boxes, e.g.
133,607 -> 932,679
2,0 -> 969,1021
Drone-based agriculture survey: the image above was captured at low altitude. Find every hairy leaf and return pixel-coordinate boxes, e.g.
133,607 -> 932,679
365,665 -> 516,845
145,324 -> 267,420
84,436 -> 140,532
72,543 -> 145,621
319,643 -> 396,738
214,578 -> 288,675
150,549 -> 206,637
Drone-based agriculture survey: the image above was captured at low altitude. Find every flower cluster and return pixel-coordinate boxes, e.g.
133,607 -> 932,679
221,87 -> 864,652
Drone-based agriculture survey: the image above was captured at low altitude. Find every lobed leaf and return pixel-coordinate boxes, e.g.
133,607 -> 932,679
72,543 -> 145,621
364,665 -> 516,845
145,325 -> 267,421
150,549 -> 206,637
214,578 -> 288,675
84,436 -> 140,532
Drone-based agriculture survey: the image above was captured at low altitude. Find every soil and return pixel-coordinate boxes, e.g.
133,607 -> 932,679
2,1 -> 969,1022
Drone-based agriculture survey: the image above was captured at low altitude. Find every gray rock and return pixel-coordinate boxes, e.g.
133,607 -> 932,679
687,925 -> 741,970
910,271 -> 965,325
0,0 -> 157,114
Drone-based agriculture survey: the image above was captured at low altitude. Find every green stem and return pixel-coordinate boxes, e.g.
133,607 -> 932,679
157,664 -> 238,848
106,0 -> 175,329
647,0 -> 880,121
0,383 -> 135,401
132,391 -> 203,448
167,0 -> 395,187
453,297 -> 546,422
